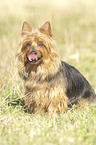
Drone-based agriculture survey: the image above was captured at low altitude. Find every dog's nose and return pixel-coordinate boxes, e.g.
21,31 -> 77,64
30,51 -> 37,55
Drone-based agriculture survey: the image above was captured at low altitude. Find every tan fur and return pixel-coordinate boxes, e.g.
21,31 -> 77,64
18,21 -> 68,114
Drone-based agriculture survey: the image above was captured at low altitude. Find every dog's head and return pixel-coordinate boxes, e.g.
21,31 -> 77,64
18,21 -> 60,77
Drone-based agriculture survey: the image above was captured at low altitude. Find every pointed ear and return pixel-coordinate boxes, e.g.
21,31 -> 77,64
39,21 -> 52,37
21,21 -> 32,35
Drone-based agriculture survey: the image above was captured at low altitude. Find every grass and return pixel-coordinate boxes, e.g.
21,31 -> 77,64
0,0 -> 96,144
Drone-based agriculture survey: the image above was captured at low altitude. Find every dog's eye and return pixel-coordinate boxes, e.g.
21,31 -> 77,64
38,43 -> 44,47
26,43 -> 31,47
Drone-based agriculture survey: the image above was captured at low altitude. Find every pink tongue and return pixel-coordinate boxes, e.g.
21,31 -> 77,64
28,54 -> 37,61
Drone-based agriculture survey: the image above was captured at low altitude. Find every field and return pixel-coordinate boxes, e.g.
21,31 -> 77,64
0,0 -> 96,145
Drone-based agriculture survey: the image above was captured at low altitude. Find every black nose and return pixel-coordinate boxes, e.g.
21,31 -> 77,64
30,51 -> 37,55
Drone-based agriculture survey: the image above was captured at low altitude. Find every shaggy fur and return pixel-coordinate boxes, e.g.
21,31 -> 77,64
18,21 -> 95,114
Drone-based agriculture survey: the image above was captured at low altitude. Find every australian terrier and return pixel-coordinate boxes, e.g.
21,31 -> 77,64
18,21 -> 95,114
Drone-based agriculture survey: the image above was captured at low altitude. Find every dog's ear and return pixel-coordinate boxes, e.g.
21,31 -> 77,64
39,21 -> 52,37
21,22 -> 32,35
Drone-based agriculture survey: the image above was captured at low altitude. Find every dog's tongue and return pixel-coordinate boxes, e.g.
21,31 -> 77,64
28,54 -> 37,61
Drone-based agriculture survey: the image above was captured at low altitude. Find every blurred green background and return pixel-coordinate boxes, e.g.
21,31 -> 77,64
0,1 -> 96,144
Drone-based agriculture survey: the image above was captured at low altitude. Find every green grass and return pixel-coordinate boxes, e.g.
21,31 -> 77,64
0,0 -> 96,145
0,105 -> 96,145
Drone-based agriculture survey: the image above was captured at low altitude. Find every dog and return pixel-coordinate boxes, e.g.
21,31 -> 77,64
17,21 -> 95,114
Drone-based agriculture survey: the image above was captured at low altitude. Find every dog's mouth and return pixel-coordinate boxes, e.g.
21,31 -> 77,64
27,51 -> 41,63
